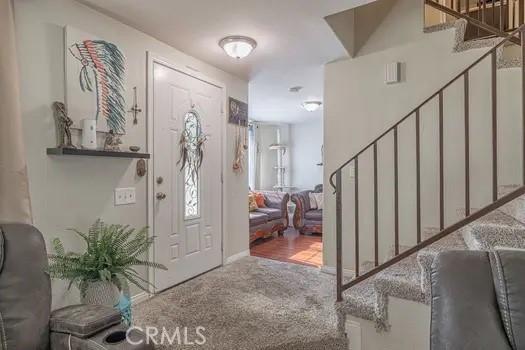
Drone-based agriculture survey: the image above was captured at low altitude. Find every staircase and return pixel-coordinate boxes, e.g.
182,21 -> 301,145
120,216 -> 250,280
329,2 -> 525,347
425,0 -> 524,42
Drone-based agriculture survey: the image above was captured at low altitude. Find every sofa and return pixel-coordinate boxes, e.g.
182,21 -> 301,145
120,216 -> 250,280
249,191 -> 289,243
431,249 -> 525,350
0,223 -> 152,349
291,185 -> 323,235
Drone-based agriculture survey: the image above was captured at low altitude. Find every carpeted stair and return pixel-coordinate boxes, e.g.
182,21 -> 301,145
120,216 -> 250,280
339,190 -> 525,331
424,18 -> 522,69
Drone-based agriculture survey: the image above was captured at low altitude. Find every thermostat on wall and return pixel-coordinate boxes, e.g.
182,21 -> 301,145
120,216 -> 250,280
385,62 -> 401,85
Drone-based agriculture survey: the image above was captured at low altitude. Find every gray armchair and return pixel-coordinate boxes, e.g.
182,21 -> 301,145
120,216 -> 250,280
0,223 -> 152,349
431,250 -> 525,350
291,185 -> 323,235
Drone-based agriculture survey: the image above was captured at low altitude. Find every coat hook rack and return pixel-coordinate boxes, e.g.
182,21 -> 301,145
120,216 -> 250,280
129,87 -> 142,125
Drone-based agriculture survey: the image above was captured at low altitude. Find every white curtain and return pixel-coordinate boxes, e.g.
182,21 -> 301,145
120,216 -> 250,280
248,123 -> 257,190
0,0 -> 32,224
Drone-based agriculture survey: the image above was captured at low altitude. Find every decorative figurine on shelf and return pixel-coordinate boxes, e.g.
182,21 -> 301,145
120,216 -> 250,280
104,130 -> 122,151
52,102 -> 76,148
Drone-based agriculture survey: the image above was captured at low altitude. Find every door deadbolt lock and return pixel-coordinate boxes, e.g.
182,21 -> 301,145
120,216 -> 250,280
156,176 -> 164,184
156,192 -> 167,200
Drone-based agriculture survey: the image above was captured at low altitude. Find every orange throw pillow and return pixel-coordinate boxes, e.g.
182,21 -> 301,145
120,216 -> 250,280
254,192 -> 266,208
248,193 -> 258,212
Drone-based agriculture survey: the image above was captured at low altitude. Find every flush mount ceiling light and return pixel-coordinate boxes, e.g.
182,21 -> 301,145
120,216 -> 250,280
301,101 -> 322,112
219,36 -> 257,59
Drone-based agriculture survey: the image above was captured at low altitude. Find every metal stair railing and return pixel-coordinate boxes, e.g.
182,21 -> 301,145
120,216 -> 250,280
329,25 -> 525,302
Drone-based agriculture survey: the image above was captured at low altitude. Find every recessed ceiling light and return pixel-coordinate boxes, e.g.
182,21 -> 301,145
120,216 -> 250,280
219,36 -> 257,59
301,101 -> 322,112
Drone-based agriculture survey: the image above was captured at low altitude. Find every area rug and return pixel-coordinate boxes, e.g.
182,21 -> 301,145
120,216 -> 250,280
133,256 -> 347,350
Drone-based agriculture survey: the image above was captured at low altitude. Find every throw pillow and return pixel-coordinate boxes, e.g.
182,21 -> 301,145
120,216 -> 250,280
254,192 -> 266,208
248,193 -> 258,212
309,192 -> 318,210
313,192 -> 324,210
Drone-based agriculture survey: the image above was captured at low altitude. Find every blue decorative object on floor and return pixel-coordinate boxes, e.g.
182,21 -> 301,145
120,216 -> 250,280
117,292 -> 132,326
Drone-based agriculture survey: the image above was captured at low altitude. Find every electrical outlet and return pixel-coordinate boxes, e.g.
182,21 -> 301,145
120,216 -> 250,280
114,187 -> 136,205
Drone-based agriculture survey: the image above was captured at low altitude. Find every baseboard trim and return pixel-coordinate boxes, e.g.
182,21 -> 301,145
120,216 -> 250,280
225,249 -> 250,264
131,291 -> 150,305
321,265 -> 355,278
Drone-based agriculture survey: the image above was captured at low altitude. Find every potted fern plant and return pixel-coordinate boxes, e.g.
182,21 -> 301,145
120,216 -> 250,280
48,219 -> 167,307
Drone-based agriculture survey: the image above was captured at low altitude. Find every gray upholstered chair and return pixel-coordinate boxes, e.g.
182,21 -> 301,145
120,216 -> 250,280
431,249 -> 525,350
291,185 -> 323,235
0,223 -> 152,349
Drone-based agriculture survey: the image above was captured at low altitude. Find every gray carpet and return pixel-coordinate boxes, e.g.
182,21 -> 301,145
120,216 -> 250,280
133,256 -> 347,350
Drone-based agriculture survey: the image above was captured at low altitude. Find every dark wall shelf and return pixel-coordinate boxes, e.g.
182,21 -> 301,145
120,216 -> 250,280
47,148 -> 150,159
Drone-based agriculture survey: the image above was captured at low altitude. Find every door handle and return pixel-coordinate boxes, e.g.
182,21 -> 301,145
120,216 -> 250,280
156,192 -> 167,200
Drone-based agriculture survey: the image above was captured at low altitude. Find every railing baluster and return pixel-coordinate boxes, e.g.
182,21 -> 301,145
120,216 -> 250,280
500,0 -> 504,31
394,127 -> 399,256
336,169 -> 343,302
439,91 -> 445,230
374,143 -> 379,266
522,28 -> 525,185
492,51 -> 498,202
416,110 -> 422,243
478,1 -> 482,51
483,0 -> 487,24
493,0 -> 496,28
464,72 -> 471,216
518,0 -> 525,25
354,157 -> 360,277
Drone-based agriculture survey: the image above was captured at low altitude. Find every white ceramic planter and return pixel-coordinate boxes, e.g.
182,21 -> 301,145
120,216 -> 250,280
81,281 -> 120,307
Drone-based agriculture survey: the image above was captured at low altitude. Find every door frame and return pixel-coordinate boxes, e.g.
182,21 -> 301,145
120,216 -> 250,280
146,52 -> 226,294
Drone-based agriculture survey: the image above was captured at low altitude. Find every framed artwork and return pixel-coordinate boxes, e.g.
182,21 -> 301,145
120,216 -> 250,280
65,26 -> 127,134
228,97 -> 248,127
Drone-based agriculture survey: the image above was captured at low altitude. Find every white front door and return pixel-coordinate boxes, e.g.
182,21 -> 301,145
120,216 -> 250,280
153,62 -> 223,292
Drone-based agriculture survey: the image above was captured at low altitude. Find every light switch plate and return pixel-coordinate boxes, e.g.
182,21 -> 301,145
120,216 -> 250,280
115,187 -> 136,205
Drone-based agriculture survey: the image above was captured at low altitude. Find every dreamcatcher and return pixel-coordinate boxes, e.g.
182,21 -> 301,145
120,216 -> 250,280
233,121 -> 248,174
177,109 -> 208,181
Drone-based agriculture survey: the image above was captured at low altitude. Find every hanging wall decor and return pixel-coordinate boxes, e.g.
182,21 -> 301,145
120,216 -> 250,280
178,109 -> 208,218
228,97 -> 248,127
232,121 -> 247,174
65,26 -> 127,134
177,109 -> 208,181
129,87 -> 142,125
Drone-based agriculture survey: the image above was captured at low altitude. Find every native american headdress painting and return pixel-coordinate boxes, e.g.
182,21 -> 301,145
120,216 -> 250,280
68,40 -> 126,133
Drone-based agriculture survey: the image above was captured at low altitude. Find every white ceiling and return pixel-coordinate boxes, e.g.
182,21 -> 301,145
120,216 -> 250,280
79,0 -> 364,124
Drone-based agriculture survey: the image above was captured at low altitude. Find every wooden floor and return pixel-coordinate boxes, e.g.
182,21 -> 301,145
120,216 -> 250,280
250,228 -> 323,267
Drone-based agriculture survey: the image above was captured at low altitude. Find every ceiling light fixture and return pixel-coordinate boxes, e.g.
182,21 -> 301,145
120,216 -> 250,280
301,101 -> 322,112
219,36 -> 257,59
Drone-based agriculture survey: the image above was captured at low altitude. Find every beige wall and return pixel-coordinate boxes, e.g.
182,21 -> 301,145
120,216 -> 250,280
15,0 -> 248,309
324,0 -> 521,269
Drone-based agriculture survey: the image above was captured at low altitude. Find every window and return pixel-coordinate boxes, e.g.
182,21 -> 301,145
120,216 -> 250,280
248,123 -> 257,190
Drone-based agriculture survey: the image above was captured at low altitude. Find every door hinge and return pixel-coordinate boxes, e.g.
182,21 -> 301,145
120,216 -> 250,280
221,173 -> 224,184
